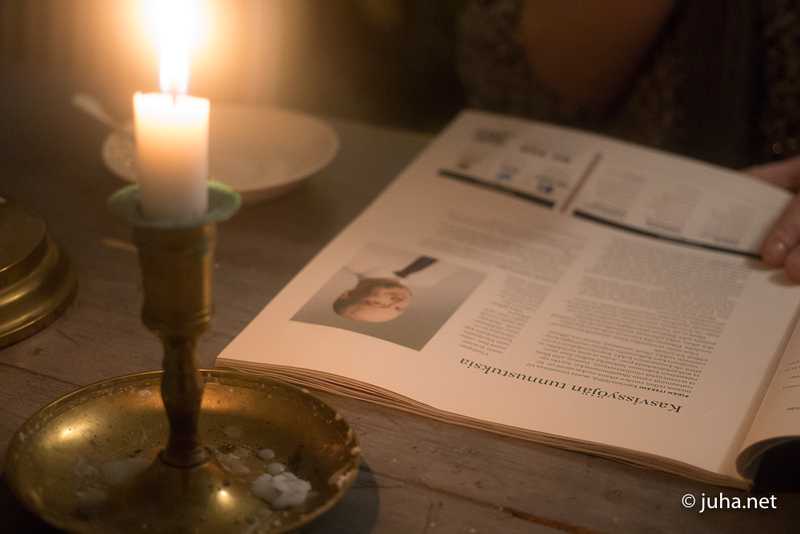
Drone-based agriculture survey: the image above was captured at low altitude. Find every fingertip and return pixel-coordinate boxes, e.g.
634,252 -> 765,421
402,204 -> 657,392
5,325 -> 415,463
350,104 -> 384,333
762,236 -> 789,267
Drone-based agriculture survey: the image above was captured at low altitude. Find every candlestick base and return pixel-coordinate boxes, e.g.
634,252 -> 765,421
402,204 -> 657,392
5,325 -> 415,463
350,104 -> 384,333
5,370 -> 360,533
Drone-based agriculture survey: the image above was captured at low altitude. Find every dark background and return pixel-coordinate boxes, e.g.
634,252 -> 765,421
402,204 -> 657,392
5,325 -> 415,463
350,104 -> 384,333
0,0 -> 466,132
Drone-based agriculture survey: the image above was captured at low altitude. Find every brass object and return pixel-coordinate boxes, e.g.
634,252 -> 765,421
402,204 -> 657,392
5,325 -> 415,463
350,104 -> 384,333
0,199 -> 77,348
5,370 -> 361,533
112,181 -> 240,472
5,183 -> 360,532
134,223 -> 216,469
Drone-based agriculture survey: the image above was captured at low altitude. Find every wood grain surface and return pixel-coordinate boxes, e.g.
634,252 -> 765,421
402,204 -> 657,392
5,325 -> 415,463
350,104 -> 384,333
0,68 -> 797,533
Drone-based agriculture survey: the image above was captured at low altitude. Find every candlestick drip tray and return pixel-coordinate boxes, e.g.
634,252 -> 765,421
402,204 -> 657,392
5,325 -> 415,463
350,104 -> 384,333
5,370 -> 361,533
0,199 -> 77,348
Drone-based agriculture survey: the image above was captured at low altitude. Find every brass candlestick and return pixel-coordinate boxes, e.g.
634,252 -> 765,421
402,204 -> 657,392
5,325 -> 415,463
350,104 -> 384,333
132,218 -> 218,470
5,183 -> 360,533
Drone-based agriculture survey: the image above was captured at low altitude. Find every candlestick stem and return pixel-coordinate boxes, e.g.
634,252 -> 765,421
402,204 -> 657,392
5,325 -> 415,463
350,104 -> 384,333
160,335 -> 207,467
134,222 -> 215,469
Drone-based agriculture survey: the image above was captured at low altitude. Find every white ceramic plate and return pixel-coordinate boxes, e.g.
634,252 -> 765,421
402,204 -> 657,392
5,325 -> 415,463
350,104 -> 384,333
102,104 -> 339,204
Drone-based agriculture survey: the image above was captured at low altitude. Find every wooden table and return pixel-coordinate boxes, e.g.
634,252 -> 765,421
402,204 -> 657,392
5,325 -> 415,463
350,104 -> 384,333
1,71 -> 798,533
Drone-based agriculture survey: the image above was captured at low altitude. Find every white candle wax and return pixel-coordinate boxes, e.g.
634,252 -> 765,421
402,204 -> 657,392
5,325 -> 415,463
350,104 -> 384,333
133,92 -> 209,221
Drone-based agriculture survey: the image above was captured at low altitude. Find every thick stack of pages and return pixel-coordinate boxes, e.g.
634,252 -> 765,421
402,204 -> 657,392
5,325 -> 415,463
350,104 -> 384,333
219,111 -> 800,488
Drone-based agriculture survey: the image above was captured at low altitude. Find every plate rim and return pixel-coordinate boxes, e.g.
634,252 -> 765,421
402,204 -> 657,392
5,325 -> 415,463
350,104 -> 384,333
101,104 -> 341,194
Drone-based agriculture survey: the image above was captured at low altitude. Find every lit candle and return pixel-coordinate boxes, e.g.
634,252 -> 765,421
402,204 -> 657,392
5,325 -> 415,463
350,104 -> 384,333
134,0 -> 209,222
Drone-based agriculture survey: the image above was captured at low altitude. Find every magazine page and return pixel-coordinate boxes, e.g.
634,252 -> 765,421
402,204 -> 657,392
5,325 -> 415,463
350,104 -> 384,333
738,321 -> 800,478
568,142 -> 789,256
428,110 -> 605,210
431,110 -> 790,255
220,111 -> 800,480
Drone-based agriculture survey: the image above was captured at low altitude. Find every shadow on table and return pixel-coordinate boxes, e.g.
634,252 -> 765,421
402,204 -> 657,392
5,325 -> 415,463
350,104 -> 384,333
1,475 -> 57,533
0,462 -> 380,533
300,461 -> 380,533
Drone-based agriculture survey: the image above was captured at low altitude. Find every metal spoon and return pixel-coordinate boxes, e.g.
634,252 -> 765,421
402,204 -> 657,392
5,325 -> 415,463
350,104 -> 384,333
71,93 -> 132,137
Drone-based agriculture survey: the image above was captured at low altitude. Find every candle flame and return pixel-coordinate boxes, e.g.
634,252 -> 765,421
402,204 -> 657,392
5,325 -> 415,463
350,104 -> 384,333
144,0 -> 209,95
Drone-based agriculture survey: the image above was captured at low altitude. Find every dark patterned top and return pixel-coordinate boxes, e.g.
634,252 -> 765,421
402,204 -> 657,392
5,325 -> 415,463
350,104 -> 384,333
458,0 -> 800,168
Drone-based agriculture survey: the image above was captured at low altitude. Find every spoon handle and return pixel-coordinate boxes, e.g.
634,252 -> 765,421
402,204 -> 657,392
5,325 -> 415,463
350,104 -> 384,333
72,93 -> 129,135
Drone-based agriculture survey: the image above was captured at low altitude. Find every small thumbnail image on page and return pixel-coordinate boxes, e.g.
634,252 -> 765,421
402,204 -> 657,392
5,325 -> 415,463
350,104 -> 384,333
292,243 -> 485,350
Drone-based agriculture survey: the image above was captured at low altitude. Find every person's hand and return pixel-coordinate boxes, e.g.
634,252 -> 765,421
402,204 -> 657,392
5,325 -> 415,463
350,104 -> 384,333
747,156 -> 800,281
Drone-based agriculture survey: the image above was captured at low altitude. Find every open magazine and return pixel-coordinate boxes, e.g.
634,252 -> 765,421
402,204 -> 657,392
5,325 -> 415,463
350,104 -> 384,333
219,110 -> 800,489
